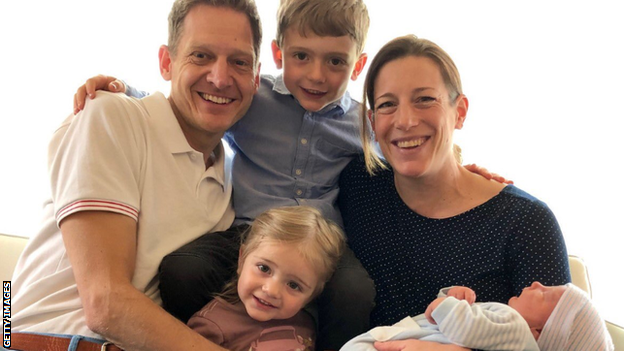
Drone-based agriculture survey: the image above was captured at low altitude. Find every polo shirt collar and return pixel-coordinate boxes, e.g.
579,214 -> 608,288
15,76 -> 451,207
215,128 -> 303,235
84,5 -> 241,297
141,92 -> 195,155
272,74 -> 352,115
140,92 -> 229,188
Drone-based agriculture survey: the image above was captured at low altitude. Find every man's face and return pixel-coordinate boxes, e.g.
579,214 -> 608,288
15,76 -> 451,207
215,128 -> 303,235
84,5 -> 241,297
160,4 -> 259,150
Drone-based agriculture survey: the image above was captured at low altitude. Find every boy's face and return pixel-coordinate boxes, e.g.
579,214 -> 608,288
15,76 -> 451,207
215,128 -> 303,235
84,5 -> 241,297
237,240 -> 321,321
272,27 -> 367,112
508,282 -> 567,329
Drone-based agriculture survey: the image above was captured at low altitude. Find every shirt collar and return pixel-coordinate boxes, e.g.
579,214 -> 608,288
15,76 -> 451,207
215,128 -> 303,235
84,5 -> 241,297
271,74 -> 352,115
141,92 -> 195,155
140,92 -> 229,188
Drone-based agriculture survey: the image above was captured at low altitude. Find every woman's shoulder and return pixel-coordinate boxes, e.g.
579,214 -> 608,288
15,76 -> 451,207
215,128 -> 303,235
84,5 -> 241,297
494,185 -> 557,219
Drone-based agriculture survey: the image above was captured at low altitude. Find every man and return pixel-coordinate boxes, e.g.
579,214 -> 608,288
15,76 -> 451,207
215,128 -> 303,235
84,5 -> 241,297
9,1 -> 261,350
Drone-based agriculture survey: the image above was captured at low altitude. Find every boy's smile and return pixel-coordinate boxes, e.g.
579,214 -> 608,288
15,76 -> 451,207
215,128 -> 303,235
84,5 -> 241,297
272,27 -> 366,112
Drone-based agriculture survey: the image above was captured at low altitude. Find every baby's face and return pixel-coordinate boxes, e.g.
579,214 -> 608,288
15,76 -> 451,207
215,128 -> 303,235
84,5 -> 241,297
508,282 -> 567,329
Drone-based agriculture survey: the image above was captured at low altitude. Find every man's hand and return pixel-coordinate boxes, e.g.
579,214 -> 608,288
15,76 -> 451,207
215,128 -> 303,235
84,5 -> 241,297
374,340 -> 469,351
464,163 -> 513,184
73,75 -> 125,114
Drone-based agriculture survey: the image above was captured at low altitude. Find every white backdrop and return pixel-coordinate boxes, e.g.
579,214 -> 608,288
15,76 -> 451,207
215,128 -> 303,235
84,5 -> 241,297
1,1 -> 622,325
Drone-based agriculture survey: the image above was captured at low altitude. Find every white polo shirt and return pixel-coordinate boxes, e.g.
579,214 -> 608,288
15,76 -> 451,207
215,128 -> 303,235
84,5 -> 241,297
11,91 -> 235,338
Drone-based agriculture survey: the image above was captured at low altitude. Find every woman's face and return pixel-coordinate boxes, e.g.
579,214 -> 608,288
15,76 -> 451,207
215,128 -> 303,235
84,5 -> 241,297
371,56 -> 467,179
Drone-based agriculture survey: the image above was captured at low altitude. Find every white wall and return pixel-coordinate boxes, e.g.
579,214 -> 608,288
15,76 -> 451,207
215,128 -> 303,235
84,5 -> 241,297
1,0 -> 622,324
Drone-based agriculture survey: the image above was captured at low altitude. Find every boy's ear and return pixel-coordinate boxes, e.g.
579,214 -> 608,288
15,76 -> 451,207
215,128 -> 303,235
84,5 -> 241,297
454,95 -> 469,130
159,45 -> 173,81
271,40 -> 283,69
350,53 -> 368,81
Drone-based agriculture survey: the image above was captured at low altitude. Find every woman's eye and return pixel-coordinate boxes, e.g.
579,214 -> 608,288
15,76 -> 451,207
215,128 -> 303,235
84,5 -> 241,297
416,96 -> 436,104
287,281 -> 301,291
376,101 -> 395,110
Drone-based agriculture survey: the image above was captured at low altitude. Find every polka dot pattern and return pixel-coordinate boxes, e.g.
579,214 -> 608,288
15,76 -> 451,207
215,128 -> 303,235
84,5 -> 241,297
338,157 -> 571,327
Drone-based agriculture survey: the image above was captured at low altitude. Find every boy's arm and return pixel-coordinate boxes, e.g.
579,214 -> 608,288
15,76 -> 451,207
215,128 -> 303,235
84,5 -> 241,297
73,75 -> 148,114
433,299 -> 535,350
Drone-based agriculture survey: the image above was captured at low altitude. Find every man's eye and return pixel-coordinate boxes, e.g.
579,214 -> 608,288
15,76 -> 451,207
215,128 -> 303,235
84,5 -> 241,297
287,281 -> 301,291
193,52 -> 207,59
416,96 -> 436,103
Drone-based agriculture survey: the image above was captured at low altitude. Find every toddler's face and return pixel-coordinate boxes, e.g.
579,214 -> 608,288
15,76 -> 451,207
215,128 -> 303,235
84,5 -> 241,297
272,27 -> 366,112
237,240 -> 321,321
508,282 -> 567,329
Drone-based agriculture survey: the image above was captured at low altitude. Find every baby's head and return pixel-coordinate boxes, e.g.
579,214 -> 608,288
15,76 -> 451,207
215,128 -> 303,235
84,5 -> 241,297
509,282 -> 613,351
271,0 -> 370,112
234,206 -> 345,321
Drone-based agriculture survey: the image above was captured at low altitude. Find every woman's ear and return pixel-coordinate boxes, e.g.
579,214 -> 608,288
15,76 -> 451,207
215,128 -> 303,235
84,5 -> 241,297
367,109 -> 377,140
455,95 -> 469,130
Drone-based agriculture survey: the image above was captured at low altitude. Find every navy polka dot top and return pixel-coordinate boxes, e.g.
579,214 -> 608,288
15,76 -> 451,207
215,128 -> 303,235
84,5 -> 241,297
338,157 -> 571,327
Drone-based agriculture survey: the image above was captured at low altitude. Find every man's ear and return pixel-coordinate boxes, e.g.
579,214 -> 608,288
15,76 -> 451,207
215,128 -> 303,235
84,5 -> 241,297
253,62 -> 262,93
367,109 -> 377,141
271,40 -> 283,69
351,53 -> 368,81
455,95 -> 469,130
159,45 -> 173,81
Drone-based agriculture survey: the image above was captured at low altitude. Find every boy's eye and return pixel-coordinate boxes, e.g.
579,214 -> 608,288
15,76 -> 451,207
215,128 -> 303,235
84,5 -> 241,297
294,52 -> 308,61
329,58 -> 346,66
257,264 -> 270,274
287,281 -> 301,291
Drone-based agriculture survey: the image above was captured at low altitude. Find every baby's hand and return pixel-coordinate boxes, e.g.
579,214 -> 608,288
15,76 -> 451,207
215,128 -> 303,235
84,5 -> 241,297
447,286 -> 476,304
425,297 -> 446,325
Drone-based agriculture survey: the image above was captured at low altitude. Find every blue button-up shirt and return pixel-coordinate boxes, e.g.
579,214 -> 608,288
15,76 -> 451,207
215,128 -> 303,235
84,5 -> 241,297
225,75 -> 362,226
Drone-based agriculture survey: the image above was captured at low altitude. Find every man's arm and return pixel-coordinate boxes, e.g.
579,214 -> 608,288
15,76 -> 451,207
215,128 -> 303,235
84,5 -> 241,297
61,211 -> 228,351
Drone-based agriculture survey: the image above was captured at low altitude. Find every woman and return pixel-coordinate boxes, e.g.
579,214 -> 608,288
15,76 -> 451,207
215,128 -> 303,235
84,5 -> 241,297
338,35 -> 571,347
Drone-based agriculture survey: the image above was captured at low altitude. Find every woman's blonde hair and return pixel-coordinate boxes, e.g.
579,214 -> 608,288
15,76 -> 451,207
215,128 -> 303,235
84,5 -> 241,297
220,206 -> 345,303
361,35 -> 463,174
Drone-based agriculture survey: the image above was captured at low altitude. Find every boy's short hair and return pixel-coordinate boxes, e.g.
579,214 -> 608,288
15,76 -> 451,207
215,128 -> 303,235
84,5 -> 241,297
276,0 -> 369,54
168,0 -> 262,63
538,283 -> 614,351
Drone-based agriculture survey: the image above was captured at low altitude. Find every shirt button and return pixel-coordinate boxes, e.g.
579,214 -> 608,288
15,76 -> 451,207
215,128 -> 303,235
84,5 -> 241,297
295,169 -> 302,175
301,138 -> 308,145
296,189 -> 303,196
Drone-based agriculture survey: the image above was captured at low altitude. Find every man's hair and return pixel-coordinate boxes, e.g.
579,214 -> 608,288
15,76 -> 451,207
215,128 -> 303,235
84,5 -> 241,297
275,0 -> 369,54
167,0 -> 262,63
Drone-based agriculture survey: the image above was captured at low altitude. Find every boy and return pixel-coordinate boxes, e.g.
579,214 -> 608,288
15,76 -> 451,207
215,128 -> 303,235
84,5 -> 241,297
341,283 -> 614,351
75,0 -> 373,349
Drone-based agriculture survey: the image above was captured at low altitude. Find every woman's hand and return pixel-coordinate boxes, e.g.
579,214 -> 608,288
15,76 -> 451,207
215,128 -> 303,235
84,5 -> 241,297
374,340 -> 469,351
